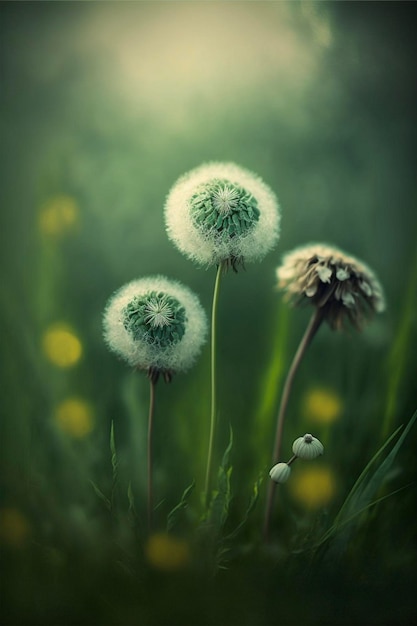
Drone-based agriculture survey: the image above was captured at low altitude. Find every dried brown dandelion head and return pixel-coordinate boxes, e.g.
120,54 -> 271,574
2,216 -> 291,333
276,244 -> 385,330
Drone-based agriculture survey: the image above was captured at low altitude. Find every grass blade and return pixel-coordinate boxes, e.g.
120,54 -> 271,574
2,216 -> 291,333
313,409 -> 417,551
167,481 -> 195,533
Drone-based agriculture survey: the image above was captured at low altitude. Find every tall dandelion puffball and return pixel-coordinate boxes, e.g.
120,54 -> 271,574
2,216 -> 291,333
164,162 -> 280,268
277,244 -> 385,330
103,276 -> 208,376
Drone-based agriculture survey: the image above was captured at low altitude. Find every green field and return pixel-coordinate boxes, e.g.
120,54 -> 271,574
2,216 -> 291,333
1,2 -> 416,624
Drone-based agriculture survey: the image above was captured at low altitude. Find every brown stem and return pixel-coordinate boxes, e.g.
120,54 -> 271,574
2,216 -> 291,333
263,307 -> 325,542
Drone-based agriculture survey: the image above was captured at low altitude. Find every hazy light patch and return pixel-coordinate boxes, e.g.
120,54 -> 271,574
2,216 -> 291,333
290,466 -> 337,510
29,2 -> 334,251
300,3 -> 333,48
0,508 -> 31,548
42,324 -> 83,368
77,3 -> 328,119
39,195 -> 79,236
145,533 -> 191,572
54,397 -> 94,438
303,387 -> 343,425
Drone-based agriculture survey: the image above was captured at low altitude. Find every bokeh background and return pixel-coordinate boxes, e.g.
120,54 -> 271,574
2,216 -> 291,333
1,2 -> 416,625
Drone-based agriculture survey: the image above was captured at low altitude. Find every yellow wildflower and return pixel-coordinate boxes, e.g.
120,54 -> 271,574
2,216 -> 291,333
145,533 -> 191,572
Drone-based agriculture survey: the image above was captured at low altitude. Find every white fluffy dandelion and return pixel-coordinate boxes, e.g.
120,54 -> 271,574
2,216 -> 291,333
164,162 -> 280,268
103,277 -> 207,531
103,276 -> 208,376
165,162 -> 279,499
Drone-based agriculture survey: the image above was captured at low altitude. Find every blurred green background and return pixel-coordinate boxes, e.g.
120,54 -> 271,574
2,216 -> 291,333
1,1 -> 416,624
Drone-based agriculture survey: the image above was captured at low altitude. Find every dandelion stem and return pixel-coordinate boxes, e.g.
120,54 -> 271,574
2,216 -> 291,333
263,307 -> 325,541
147,377 -> 156,531
204,262 -> 224,505
286,454 -> 297,466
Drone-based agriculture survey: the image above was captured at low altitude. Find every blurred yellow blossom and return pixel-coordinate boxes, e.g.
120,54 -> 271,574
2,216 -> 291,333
290,466 -> 337,510
42,324 -> 83,368
145,533 -> 191,572
38,195 -> 79,236
0,508 -> 31,548
303,387 -> 342,424
55,398 -> 94,438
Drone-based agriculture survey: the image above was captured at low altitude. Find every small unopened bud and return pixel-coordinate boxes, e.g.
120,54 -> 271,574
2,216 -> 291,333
292,433 -> 324,460
269,462 -> 291,484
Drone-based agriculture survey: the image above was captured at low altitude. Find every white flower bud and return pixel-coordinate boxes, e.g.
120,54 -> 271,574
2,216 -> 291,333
269,462 -> 291,484
292,433 -> 324,460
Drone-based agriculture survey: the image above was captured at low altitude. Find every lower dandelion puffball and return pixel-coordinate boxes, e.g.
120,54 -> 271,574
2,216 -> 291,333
103,276 -> 208,376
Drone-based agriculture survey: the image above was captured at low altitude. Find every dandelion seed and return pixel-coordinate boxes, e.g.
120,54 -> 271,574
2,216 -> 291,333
212,184 -> 240,214
143,294 -> 175,328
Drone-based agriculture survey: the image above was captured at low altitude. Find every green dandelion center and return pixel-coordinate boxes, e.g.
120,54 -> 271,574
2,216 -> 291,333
190,179 -> 260,239
123,291 -> 187,348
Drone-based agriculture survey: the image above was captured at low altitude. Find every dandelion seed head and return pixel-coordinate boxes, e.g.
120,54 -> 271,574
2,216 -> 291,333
123,291 -> 186,349
103,276 -> 208,373
144,294 -> 175,328
211,183 -> 241,214
276,243 -> 386,330
164,162 -> 280,267
190,178 -> 260,244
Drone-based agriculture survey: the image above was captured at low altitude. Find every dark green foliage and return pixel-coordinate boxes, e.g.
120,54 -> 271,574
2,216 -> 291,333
311,409 -> 417,554
167,481 -> 195,533
1,1 -> 416,624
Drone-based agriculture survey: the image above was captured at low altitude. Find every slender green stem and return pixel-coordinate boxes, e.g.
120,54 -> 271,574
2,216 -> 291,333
147,378 -> 156,531
204,262 -> 224,504
263,307 -> 325,542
